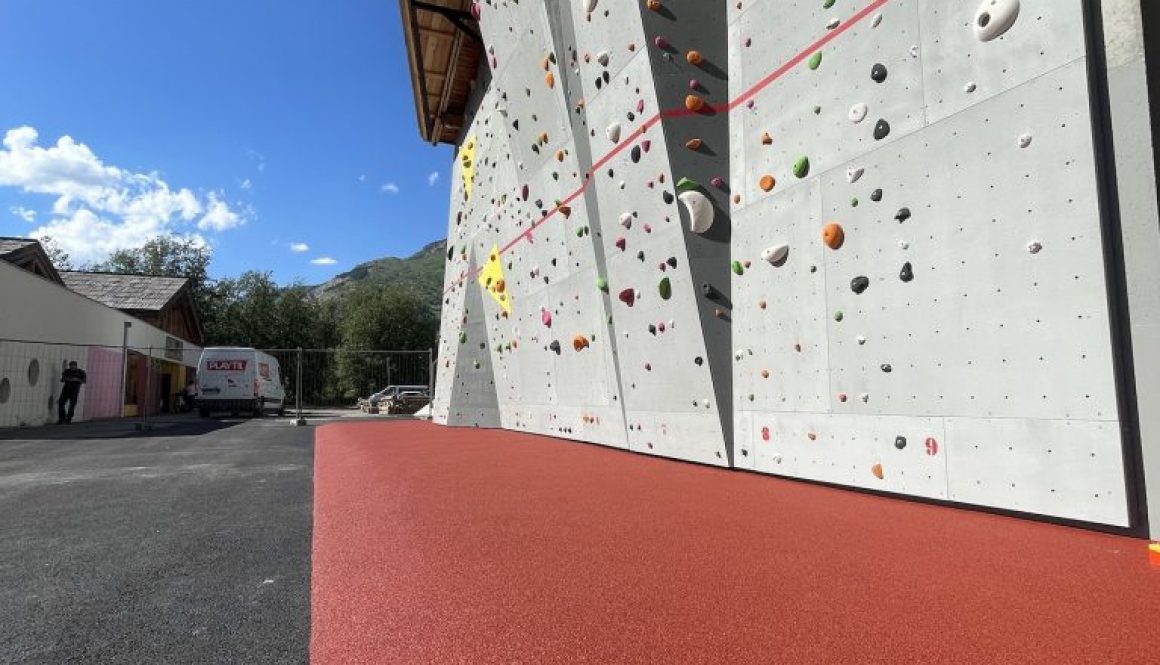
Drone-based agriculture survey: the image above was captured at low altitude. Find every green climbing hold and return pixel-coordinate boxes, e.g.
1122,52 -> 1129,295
597,276 -> 609,292
576,226 -> 585,237
834,310 -> 844,322
731,260 -> 744,275
851,198 -> 859,207
793,156 -> 810,178
459,331 -> 467,344
658,276 -> 672,300
823,0 -> 836,8
676,177 -> 701,193
807,51 -> 822,70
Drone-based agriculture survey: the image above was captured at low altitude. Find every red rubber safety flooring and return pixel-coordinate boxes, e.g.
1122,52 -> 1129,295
310,421 -> 1160,664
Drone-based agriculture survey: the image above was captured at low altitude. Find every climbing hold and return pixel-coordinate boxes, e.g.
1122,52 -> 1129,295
544,71 -> 555,88
857,335 -> 867,345
1027,241 -> 1043,254
541,308 -> 553,327
459,331 -> 467,344
676,177 -> 700,192
834,310 -> 844,322
792,156 -> 810,179
685,95 -> 705,112
583,0 -> 598,13
848,103 -> 868,123
823,0 -> 836,7
899,262 -> 914,282
895,207 -> 911,223
711,177 -> 725,189
873,119 -> 891,140
470,2 -> 481,20
679,190 -> 715,234
880,364 -> 893,373
847,167 -> 864,183
1018,133 -> 1032,148
731,261 -> 744,276
822,222 -> 845,249
685,138 -> 703,150
647,0 -> 661,10
837,392 -> 847,402
925,437 -> 939,455
965,81 -> 977,93
870,188 -> 883,202
596,51 -> 610,67
850,276 -> 870,294
761,244 -> 789,265
761,369 -> 770,379
870,63 -> 888,83
618,288 -> 636,307
807,51 -> 822,70
614,237 -> 627,250
759,174 -> 776,192
827,17 -> 840,29
658,277 -> 672,300
654,36 -> 670,50
974,0 -> 1020,42
597,276 -> 609,292
631,145 -> 641,163
686,50 -> 703,65
606,122 -> 622,143
559,205 -> 572,218
894,436 -> 907,450
619,213 -> 633,229
760,131 -> 773,145
573,335 -> 590,351
871,463 -> 884,480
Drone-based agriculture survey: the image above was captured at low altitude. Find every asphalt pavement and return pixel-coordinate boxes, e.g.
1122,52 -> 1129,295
0,416 -> 314,664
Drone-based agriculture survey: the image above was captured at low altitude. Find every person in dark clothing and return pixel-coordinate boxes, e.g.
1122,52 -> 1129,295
58,361 -> 87,424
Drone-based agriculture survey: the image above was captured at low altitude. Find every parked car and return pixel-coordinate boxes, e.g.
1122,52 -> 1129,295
196,347 -> 286,417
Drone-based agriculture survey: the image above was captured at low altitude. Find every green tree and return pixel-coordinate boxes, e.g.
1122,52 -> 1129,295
37,235 -> 74,271
93,236 -> 215,327
335,286 -> 437,398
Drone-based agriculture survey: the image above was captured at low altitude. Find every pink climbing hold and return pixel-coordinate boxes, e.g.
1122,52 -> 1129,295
615,236 -> 627,250
657,321 -> 666,332
654,36 -> 670,49
711,177 -> 725,189
618,288 -> 636,307
521,184 -> 529,200
636,99 -> 645,113
470,1 -> 481,20
761,426 -> 770,441
541,308 -> 552,327
643,223 -> 652,233
925,437 -> 939,456
642,139 -> 652,152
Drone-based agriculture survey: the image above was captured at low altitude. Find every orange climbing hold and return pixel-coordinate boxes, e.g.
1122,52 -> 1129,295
686,50 -> 703,65
559,205 -> 572,218
761,132 -> 773,145
572,335 -> 590,351
685,138 -> 703,151
556,149 -> 565,161
759,174 -> 776,192
822,222 -> 845,250
760,369 -> 770,379
685,95 -> 705,112
545,71 -> 555,88
494,278 -> 506,294
871,463 -> 885,480
647,0 -> 662,11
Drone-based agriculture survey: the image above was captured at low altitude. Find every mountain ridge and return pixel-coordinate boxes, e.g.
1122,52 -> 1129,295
310,239 -> 446,311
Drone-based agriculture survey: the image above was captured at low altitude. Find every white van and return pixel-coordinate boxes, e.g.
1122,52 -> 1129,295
196,347 -> 286,417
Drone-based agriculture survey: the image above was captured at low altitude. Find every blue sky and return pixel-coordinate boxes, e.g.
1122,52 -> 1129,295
0,0 -> 453,283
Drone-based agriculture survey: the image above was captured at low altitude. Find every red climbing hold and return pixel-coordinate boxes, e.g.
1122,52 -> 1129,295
572,335 -> 590,351
618,288 -> 636,307
925,437 -> 939,456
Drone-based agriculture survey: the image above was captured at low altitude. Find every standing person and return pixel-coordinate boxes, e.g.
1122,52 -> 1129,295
181,379 -> 198,412
58,361 -> 87,424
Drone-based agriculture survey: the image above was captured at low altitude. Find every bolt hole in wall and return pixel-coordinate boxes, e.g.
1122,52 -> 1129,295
431,0 -> 1143,530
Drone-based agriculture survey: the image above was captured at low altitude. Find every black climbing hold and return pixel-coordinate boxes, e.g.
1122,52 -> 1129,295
899,262 -> 914,283
850,276 -> 870,294
694,357 -> 704,366
880,363 -> 893,373
551,258 -> 558,266
871,63 -> 888,83
873,119 -> 890,140
549,340 -> 561,354
667,257 -> 678,268
631,145 -> 641,163
894,207 -> 911,223
648,324 -> 657,335
663,191 -> 674,204
870,188 -> 883,202
636,251 -> 646,261
894,435 -> 907,450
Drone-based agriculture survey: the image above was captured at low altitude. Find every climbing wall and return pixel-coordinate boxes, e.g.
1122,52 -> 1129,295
729,0 -> 1130,526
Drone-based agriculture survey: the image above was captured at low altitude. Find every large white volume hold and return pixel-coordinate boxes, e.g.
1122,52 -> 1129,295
606,122 -> 621,144
974,0 -> 1019,42
679,190 -> 714,234
583,0 -> 598,13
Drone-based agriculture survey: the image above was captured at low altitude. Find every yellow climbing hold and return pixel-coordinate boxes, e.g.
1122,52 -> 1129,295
458,136 -> 477,201
477,244 -> 511,314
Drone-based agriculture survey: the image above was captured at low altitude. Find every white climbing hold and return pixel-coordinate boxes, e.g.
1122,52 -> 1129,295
761,244 -> 789,265
859,392 -> 870,403
899,240 -> 909,250
606,122 -> 622,143
679,190 -> 715,234
826,17 -> 840,29
909,44 -> 919,57
965,81 -> 977,93
582,0 -> 598,13
856,335 -> 867,345
974,0 -> 1020,42
619,213 -> 633,229
1027,241 -> 1043,254
848,103 -> 868,123
847,167 -> 864,183
1018,133 -> 1032,148
871,13 -> 883,28
596,51 -> 610,67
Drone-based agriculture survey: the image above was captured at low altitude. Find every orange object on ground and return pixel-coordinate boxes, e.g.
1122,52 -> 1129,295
759,174 -> 775,192
822,222 -> 845,249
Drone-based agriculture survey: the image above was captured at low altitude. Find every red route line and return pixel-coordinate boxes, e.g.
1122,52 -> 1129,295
446,0 -> 891,294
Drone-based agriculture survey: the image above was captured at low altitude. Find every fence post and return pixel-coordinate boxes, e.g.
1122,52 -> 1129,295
295,347 -> 305,426
119,322 -> 131,419
139,347 -> 152,431
427,348 -> 434,421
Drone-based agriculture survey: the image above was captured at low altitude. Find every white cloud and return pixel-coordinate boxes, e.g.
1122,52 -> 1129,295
427,171 -> 439,186
381,182 -> 399,194
290,242 -> 309,253
358,174 -> 366,182
0,126 -> 247,262
10,205 -> 35,222
240,178 -> 252,190
247,148 -> 266,173
310,256 -> 337,266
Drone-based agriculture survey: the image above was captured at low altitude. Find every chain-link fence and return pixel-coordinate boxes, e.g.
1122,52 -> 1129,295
0,338 -> 433,429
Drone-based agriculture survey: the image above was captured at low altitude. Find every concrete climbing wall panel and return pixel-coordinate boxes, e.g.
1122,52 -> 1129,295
729,0 -> 1130,526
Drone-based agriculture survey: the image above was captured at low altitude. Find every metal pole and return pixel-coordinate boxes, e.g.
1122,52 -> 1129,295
139,347 -> 153,431
427,348 -> 434,421
119,322 -> 131,419
295,347 -> 305,426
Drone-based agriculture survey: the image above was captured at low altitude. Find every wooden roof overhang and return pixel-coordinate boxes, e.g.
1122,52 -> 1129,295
400,0 -> 485,145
